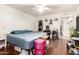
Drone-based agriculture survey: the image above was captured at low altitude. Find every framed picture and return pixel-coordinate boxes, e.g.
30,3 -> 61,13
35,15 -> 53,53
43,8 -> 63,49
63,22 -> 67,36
44,18 -> 48,22
54,18 -> 58,21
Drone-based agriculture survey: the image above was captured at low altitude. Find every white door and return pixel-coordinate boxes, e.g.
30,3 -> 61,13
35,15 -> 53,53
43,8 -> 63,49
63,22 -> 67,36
62,19 -> 70,37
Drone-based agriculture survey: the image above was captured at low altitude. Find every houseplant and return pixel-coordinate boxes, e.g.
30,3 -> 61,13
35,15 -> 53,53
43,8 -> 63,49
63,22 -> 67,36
69,26 -> 79,37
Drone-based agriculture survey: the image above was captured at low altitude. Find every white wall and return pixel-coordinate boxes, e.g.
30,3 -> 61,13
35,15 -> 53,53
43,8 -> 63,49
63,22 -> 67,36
0,5 -> 36,37
36,11 -> 76,38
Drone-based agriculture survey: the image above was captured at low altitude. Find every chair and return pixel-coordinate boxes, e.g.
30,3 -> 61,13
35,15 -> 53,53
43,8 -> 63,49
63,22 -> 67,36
52,29 -> 59,39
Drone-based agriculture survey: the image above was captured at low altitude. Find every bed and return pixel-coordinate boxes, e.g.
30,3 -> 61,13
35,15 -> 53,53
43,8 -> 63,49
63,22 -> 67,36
7,31 -> 46,55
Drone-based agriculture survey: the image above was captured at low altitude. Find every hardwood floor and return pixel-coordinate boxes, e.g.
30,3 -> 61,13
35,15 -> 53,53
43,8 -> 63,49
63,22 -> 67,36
0,44 -> 20,55
0,39 -> 68,55
47,39 -> 68,55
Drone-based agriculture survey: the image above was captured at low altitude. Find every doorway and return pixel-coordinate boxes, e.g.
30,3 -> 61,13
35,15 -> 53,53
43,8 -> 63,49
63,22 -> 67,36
60,17 -> 70,38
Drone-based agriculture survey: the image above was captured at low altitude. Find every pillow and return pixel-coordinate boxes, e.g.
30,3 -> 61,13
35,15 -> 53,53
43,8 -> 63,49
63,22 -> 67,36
11,30 -> 32,34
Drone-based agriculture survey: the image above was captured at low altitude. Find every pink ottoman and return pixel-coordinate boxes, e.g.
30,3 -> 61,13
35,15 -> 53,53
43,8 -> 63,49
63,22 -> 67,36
33,39 -> 46,55
33,49 -> 46,55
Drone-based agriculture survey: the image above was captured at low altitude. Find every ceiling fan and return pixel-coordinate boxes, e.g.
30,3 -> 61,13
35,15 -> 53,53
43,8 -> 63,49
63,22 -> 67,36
33,4 -> 50,15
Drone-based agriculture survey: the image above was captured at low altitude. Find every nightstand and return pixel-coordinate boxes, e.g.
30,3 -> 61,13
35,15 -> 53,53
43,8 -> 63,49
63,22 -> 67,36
0,34 -> 7,49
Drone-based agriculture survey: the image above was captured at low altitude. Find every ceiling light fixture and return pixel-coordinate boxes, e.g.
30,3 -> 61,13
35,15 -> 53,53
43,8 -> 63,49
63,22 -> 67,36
34,4 -> 50,15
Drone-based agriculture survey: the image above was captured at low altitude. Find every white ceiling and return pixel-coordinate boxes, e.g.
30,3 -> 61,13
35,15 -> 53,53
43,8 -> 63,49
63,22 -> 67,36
6,4 -> 79,16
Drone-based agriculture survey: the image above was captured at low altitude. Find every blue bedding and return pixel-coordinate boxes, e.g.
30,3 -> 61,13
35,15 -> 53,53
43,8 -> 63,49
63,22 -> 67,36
7,32 -> 46,49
